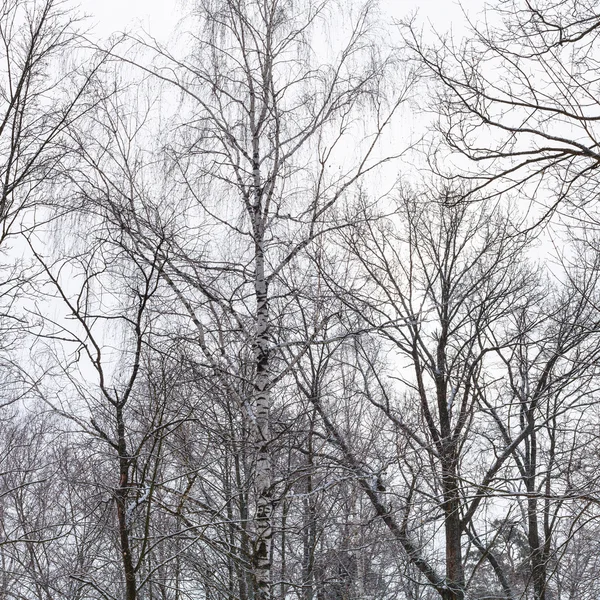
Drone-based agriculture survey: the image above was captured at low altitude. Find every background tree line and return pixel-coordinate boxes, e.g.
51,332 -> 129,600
1,0 -> 600,599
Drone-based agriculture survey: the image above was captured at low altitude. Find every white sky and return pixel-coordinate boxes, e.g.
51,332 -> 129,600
77,0 -> 482,42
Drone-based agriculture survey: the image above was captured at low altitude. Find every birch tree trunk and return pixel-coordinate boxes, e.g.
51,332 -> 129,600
252,231 -> 273,599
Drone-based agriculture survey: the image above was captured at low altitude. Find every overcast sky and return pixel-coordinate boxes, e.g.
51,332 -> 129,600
77,0 -> 480,42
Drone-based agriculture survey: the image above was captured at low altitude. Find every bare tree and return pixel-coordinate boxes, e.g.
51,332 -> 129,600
0,1 -> 104,587
0,0 -> 95,405
284,185 -> 600,600
10,2 -> 600,600
90,1 -> 414,598
405,0 -> 600,211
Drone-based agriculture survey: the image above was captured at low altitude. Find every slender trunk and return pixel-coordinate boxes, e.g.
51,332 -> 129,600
115,404 -> 137,600
435,298 -> 465,600
252,244 -> 273,600
280,499 -> 289,600
528,495 -> 546,600
225,452 -> 237,600
302,418 -> 316,600
526,428 -> 546,600
232,423 -> 253,600
441,455 -> 464,600
436,318 -> 464,600
235,444 -> 251,600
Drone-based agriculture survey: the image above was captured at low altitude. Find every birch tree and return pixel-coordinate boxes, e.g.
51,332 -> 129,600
102,1 -> 413,597
7,2 -> 600,599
